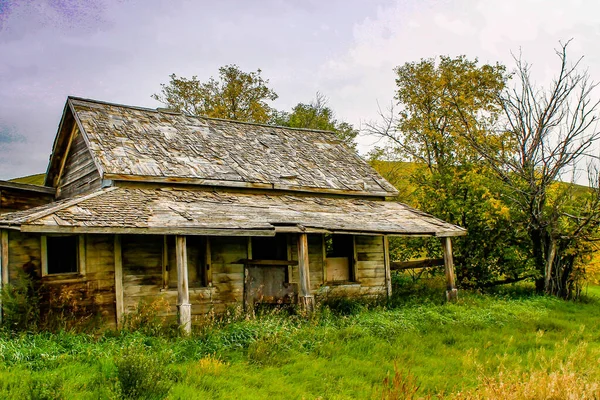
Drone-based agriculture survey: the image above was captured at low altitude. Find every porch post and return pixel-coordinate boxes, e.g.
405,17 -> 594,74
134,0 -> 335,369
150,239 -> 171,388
176,235 -> 191,334
383,236 -> 392,298
297,233 -> 314,312
0,230 -> 8,323
114,235 -> 124,327
1,230 -> 8,285
441,236 -> 458,302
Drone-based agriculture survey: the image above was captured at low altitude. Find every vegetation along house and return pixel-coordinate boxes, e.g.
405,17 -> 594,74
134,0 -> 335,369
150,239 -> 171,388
0,97 -> 465,332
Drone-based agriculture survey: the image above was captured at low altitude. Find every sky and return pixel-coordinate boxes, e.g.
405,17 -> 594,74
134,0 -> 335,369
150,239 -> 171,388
1,0 -> 600,180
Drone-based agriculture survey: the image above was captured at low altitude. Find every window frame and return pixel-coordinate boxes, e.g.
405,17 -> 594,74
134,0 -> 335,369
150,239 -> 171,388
41,234 -> 86,277
323,234 -> 357,284
162,235 -> 212,290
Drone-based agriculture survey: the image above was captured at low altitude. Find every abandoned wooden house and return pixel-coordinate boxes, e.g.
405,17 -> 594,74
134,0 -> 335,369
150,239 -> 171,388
0,97 -> 465,332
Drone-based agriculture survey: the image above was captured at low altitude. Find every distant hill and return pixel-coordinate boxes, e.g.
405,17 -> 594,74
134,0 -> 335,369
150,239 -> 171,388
9,173 -> 46,185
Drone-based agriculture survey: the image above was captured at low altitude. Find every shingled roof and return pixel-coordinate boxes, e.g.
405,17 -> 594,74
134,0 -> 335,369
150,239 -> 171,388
0,186 -> 465,237
47,97 -> 398,197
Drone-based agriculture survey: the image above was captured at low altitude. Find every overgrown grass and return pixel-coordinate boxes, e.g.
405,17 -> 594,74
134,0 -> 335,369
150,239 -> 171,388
1,283 -> 600,399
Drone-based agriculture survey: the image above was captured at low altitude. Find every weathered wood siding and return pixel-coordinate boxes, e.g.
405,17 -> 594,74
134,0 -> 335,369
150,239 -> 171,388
57,128 -> 101,199
7,231 -> 42,281
351,235 -> 387,296
289,234 -> 324,291
121,235 -> 245,320
0,189 -> 54,214
6,232 -> 116,328
290,234 -> 386,298
3,232 -> 386,329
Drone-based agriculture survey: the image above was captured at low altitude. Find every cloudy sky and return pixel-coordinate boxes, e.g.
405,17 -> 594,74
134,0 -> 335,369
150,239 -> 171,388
1,0 -> 599,180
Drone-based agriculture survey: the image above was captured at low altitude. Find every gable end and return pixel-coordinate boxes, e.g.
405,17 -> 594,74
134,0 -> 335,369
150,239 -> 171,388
45,100 -> 103,199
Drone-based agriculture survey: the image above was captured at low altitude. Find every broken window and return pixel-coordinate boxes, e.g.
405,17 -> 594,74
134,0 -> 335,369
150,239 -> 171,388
165,235 -> 209,289
45,235 -> 79,275
251,235 -> 288,261
324,234 -> 355,282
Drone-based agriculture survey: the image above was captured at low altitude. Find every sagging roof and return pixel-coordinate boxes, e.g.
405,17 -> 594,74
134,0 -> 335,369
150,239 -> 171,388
49,97 -> 398,197
0,180 -> 55,195
0,187 -> 465,237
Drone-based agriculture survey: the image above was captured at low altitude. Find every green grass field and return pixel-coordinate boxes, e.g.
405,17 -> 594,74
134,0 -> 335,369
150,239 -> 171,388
7,173 -> 45,185
0,281 -> 599,399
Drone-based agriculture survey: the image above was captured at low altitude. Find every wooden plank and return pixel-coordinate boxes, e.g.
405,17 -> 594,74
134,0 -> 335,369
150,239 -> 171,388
321,234 -> 327,285
0,230 -> 6,322
326,258 -> 350,281
0,180 -> 56,194
78,235 -> 86,275
205,237 -> 212,286
114,235 -> 124,327
176,235 -> 191,334
352,235 -> 358,282
383,236 -> 392,298
56,124 -> 77,187
23,225 -> 277,236
247,237 -> 253,259
297,233 -> 314,312
441,237 -> 458,302
390,258 -> 445,270
40,235 -> 48,276
162,235 -> 169,289
237,259 -> 298,266
286,234 -> 293,284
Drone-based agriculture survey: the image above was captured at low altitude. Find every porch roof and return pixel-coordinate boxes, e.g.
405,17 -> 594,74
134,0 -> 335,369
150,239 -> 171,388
0,186 -> 466,237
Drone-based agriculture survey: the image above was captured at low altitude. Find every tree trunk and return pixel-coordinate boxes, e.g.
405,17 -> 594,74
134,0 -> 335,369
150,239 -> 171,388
544,239 -> 557,294
529,227 -> 547,293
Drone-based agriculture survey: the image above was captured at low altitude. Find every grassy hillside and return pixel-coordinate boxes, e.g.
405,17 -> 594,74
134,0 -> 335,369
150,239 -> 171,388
0,282 -> 599,399
8,173 -> 45,185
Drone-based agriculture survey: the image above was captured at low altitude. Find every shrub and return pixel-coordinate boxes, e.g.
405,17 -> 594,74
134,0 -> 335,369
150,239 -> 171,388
114,343 -> 175,399
42,284 -> 100,332
0,269 -> 41,332
121,298 -> 176,336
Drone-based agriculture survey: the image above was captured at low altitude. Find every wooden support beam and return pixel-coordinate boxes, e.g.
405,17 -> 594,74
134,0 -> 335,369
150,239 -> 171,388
441,237 -> 458,302
297,233 -> 314,312
56,124 -> 77,188
41,236 -> 48,276
0,230 -> 8,323
205,237 -> 212,287
383,236 -> 392,298
162,235 -> 169,289
286,234 -> 293,284
114,235 -> 124,327
176,235 -> 191,334
390,258 -> 445,270
321,234 -> 327,285
351,236 -> 358,282
78,235 -> 86,276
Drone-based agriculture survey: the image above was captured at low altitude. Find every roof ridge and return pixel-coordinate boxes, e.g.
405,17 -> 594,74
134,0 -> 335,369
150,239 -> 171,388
67,96 -> 341,137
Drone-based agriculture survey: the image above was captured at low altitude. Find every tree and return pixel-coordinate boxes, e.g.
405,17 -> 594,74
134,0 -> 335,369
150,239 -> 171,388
274,93 -> 358,148
152,65 -> 278,123
366,56 -> 523,287
463,42 -> 600,297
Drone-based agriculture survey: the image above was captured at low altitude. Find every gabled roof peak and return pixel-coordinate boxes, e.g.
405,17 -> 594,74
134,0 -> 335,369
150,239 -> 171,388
47,97 -> 398,197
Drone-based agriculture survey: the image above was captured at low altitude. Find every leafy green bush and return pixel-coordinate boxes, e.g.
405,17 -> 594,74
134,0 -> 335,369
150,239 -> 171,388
114,343 -> 175,399
0,270 -> 40,332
